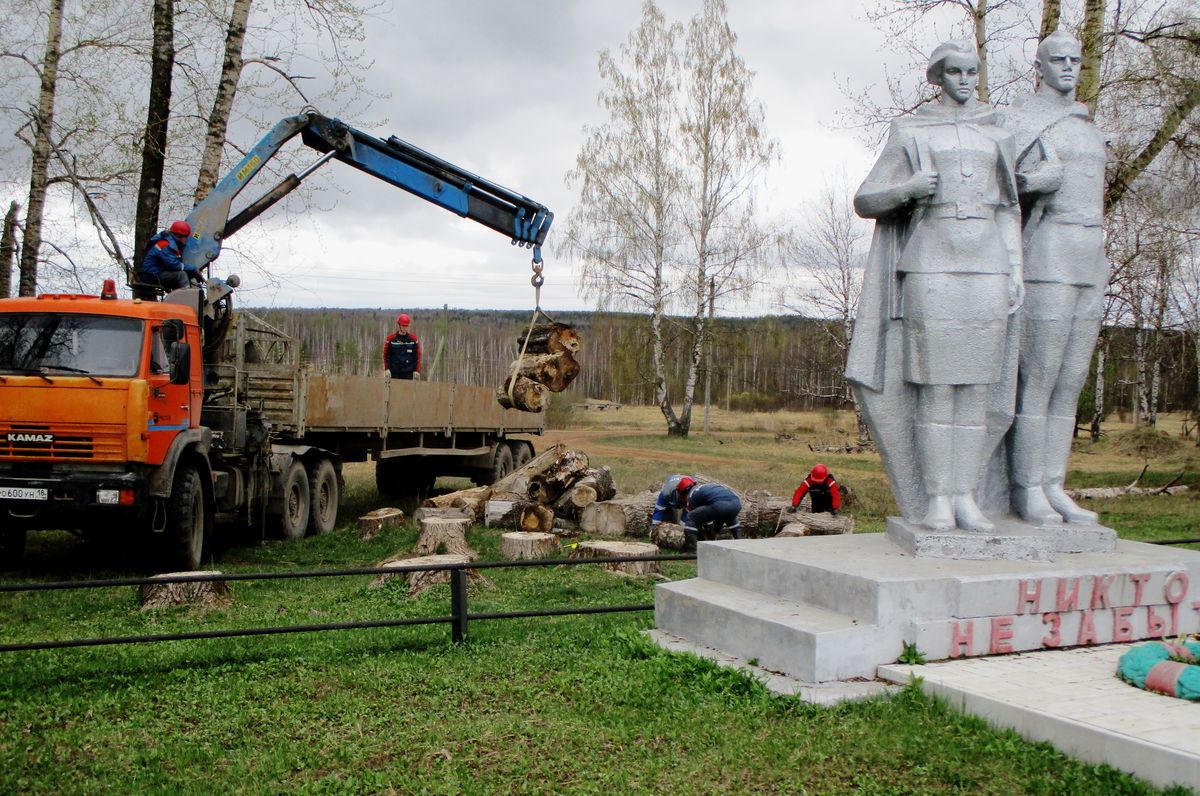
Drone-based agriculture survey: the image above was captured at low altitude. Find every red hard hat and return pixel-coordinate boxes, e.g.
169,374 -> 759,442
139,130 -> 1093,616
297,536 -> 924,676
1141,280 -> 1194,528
677,476 -> 696,493
169,220 -> 191,237
397,313 -> 411,326
810,464 -> 828,481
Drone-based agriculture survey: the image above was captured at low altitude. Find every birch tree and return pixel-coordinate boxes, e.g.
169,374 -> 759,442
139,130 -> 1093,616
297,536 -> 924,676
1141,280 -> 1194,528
565,0 -> 772,436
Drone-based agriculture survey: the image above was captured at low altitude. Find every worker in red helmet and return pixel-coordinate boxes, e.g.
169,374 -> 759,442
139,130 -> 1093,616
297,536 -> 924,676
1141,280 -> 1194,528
790,463 -> 841,515
139,220 -> 199,291
383,313 -> 421,379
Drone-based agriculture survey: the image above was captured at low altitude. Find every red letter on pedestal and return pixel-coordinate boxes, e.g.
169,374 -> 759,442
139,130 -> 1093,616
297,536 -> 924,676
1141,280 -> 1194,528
1112,606 -> 1135,642
1017,580 -> 1042,615
1090,575 -> 1114,610
1077,610 -> 1098,645
1056,578 -> 1080,612
1129,573 -> 1151,606
1146,606 -> 1168,638
989,616 -> 1015,654
949,620 -> 974,659
1041,613 -> 1062,647
1164,571 -> 1190,605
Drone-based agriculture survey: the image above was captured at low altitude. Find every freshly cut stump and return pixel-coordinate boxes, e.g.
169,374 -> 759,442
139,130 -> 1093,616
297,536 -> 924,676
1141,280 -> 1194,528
416,516 -> 476,558
370,553 -> 485,596
357,507 -> 406,541
777,513 -> 855,537
500,531 -> 559,560
570,540 -> 660,577
140,571 -> 231,610
412,505 -> 473,526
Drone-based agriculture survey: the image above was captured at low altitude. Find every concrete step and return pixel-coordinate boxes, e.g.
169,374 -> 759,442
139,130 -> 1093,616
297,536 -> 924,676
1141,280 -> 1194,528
654,578 -> 898,682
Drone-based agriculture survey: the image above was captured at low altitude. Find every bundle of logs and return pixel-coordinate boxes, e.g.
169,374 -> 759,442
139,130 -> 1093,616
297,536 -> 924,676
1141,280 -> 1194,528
496,322 -> 582,413
416,443 -> 617,534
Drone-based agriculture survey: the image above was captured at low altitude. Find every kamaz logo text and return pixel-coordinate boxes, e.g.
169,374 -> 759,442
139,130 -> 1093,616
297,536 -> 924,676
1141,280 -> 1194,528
7,433 -> 53,443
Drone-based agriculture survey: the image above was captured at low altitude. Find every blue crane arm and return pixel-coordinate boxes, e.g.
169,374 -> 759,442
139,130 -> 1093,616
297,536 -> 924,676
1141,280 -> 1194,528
182,111 -> 554,272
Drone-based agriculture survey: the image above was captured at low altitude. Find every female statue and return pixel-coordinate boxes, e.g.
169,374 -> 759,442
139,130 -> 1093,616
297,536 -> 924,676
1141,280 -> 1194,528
846,40 -> 1022,532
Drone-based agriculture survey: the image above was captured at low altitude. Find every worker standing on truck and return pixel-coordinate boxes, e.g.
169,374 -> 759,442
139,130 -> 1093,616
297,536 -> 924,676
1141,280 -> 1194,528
384,313 -> 421,379
789,463 -> 841,515
140,220 -> 199,291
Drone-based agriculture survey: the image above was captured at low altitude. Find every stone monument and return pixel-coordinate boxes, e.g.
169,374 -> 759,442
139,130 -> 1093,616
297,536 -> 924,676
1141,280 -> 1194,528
652,39 -> 1196,693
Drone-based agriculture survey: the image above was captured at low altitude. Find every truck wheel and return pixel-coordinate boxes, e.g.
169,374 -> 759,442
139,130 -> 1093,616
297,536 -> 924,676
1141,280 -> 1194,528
166,465 -> 206,571
0,526 -> 26,570
307,458 -> 340,535
511,442 -> 533,469
488,445 -> 514,485
276,460 -> 311,540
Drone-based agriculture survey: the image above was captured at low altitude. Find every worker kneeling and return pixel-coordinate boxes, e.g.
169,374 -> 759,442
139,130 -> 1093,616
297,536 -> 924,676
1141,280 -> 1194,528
790,463 -> 840,515
678,477 -> 742,552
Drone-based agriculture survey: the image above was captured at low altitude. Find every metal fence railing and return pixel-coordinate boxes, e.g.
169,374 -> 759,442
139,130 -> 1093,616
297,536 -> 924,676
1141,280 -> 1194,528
0,554 -> 696,653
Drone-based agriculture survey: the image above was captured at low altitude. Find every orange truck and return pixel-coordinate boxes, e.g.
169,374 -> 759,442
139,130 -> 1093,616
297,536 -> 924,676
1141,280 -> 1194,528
0,112 -> 553,570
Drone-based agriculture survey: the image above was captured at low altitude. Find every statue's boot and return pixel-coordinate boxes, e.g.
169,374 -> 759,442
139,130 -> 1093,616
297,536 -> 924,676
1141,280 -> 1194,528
1008,414 -> 1062,526
916,423 -> 955,531
1044,414 -> 1099,525
952,424 -> 995,533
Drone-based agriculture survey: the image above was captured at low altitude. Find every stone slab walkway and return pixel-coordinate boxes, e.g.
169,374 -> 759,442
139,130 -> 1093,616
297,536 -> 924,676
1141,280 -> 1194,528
879,644 -> 1200,792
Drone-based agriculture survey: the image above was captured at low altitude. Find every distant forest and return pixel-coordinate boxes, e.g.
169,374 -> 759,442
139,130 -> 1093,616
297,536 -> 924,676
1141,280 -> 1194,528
250,307 -> 1200,422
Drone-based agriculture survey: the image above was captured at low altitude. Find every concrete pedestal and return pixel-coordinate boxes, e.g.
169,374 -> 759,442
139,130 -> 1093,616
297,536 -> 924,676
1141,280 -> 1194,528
886,515 -> 1117,562
654,534 -> 1200,683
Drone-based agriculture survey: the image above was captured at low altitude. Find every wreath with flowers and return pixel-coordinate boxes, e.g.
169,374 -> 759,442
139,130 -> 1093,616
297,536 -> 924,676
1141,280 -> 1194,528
1116,639 -> 1200,700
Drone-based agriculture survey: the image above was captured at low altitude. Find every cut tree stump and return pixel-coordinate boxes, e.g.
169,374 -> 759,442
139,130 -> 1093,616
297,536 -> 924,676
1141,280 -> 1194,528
579,490 -> 658,538
570,540 -> 660,577
370,553 -> 488,596
519,504 -> 555,534
139,572 -> 231,611
777,513 -> 855,536
649,522 -> 687,551
357,507 -> 406,541
496,375 -> 548,413
517,322 -> 581,355
412,505 -> 474,527
416,516 -> 476,558
500,531 -> 559,560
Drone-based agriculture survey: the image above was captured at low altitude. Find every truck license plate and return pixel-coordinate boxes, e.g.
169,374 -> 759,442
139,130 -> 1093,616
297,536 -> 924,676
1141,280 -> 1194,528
0,487 -> 47,501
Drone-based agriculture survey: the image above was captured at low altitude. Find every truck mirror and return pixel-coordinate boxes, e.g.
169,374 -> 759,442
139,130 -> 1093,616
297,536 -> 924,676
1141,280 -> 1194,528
161,319 -> 184,344
169,341 -> 191,385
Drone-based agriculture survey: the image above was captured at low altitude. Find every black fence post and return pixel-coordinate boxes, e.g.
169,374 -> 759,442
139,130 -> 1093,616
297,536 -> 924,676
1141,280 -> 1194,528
450,568 -> 468,643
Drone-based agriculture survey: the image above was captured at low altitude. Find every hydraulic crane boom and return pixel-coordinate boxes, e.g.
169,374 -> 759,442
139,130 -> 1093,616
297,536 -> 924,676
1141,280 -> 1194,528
182,111 -> 554,274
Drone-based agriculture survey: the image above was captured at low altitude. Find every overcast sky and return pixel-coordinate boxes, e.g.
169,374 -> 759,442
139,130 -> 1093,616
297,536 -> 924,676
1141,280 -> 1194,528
0,1 -> 925,315
204,0 -> 922,317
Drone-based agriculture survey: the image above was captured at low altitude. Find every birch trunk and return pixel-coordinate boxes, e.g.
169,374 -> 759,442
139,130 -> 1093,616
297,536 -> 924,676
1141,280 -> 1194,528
973,0 -> 990,103
1091,330 -> 1107,442
0,202 -> 18,298
195,0 -> 253,204
133,0 -> 176,267
1077,0 -> 1106,113
18,0 -> 65,297
1039,0 -> 1061,41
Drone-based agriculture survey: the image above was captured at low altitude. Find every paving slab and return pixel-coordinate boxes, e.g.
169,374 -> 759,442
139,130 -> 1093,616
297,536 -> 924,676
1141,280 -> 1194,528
879,644 -> 1200,792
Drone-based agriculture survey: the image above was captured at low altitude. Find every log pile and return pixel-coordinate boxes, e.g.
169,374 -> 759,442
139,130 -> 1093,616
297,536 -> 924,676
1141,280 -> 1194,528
496,322 -> 583,412
580,488 -> 795,539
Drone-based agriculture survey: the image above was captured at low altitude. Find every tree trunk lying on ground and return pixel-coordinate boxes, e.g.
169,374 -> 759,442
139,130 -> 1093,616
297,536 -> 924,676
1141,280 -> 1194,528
579,490 -> 659,538
1066,465 -> 1189,500
519,504 -> 555,534
484,491 -> 527,528
777,513 -> 855,536
517,322 -> 581,355
419,485 -> 492,523
553,483 -> 597,520
649,522 -> 687,551
370,553 -> 490,596
500,531 -> 559,560
140,572 -> 232,610
569,540 -> 660,577
415,516 -> 476,558
358,507 -> 406,541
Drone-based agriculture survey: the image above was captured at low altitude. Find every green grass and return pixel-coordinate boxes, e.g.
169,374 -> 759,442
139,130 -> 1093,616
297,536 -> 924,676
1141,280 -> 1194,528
4,410 -> 1200,793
